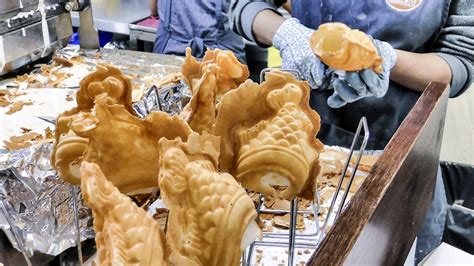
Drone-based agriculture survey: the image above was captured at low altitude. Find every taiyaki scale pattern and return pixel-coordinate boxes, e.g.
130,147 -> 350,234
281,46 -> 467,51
214,70 -> 324,200
158,132 -> 260,266
81,161 -> 167,266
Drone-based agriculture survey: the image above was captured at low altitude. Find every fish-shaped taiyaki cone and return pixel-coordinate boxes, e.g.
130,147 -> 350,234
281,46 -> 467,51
81,162 -> 167,266
181,48 -> 249,96
310,22 -> 382,74
182,66 -> 218,134
55,94 -> 191,193
180,48 -> 249,133
75,64 -> 136,113
52,110 -> 90,184
51,64 -> 136,185
214,70 -> 324,200
158,132 -> 260,266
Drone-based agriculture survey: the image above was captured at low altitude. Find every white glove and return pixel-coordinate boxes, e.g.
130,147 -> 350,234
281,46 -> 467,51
273,18 -> 326,89
327,39 -> 398,108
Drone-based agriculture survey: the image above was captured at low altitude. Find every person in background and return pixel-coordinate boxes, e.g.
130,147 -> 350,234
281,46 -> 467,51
149,0 -> 158,19
229,0 -> 473,263
147,0 -> 159,25
150,0 -> 246,63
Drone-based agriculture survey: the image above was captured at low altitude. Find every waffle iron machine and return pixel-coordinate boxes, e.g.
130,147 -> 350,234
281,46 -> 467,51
0,0 -> 99,75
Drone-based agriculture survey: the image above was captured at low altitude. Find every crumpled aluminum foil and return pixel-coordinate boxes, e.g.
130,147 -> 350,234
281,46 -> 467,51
0,143 -> 94,256
0,77 -> 190,259
133,80 -> 191,117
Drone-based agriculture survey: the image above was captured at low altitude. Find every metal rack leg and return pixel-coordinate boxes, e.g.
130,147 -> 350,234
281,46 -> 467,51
72,186 -> 83,265
245,193 -> 263,265
288,198 -> 298,265
241,248 -> 247,266
313,188 -> 322,236
255,193 -> 263,224
336,117 -> 369,216
319,117 -> 369,242
246,242 -> 255,265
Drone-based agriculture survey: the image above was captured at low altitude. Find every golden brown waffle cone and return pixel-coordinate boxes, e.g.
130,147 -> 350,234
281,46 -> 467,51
54,92 -> 191,193
181,47 -> 249,96
310,22 -> 382,73
180,48 -> 249,133
51,64 -> 136,185
68,95 -> 191,193
214,70 -> 323,200
158,132 -> 259,265
81,162 -> 167,265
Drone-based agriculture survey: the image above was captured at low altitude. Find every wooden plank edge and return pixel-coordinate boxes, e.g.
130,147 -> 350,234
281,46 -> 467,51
308,82 -> 449,265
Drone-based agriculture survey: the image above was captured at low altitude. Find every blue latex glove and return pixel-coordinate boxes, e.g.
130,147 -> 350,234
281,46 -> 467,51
273,18 -> 326,89
327,39 -> 397,108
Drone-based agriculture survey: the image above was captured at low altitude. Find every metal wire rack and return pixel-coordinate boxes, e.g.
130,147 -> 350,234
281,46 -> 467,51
132,81 -> 191,118
0,68 -> 370,266
241,116 -> 369,265
239,68 -> 370,266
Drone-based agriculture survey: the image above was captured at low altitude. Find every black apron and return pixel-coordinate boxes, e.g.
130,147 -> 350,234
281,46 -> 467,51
292,0 -> 451,149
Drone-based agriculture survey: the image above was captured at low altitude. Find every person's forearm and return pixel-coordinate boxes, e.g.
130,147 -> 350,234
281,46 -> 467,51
391,50 -> 452,92
252,10 -> 286,46
283,0 -> 292,13
149,0 -> 158,17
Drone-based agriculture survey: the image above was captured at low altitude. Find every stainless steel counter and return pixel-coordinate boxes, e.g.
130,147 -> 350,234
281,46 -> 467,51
71,0 -> 149,35
98,48 -> 183,71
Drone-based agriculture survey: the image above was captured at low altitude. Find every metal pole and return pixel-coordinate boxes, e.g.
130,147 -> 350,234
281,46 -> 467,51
336,118 -> 369,216
320,117 -> 370,241
241,248 -> 247,266
313,186 -> 322,236
246,242 -> 255,265
71,186 -> 83,265
288,198 -> 298,265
